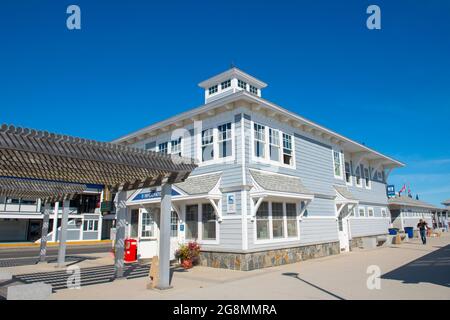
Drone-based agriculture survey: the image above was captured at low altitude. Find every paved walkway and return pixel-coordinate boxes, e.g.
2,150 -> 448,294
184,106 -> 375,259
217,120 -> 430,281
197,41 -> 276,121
1,233 -> 449,300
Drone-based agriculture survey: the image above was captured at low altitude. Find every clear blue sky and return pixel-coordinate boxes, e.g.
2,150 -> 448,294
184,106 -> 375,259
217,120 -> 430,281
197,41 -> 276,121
0,1 -> 449,206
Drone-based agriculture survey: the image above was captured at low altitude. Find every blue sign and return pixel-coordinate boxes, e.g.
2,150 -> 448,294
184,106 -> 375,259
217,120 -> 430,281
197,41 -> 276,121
180,224 -> 184,232
386,185 -> 395,197
132,188 -> 181,201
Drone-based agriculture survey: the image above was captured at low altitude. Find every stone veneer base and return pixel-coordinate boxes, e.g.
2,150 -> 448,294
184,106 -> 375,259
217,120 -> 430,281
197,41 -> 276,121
199,241 -> 340,271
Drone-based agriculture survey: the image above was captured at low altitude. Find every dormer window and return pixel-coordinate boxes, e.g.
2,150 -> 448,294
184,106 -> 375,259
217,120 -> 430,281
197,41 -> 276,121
221,79 -> 231,90
238,79 -> 247,90
249,85 -> 258,95
208,85 -> 218,95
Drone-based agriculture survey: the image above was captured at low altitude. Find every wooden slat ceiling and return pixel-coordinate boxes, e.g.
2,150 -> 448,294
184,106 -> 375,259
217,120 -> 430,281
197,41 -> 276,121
0,124 -> 197,192
0,177 -> 87,202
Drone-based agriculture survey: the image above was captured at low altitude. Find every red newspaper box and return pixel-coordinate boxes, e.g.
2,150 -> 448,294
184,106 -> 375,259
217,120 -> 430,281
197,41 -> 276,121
124,238 -> 137,263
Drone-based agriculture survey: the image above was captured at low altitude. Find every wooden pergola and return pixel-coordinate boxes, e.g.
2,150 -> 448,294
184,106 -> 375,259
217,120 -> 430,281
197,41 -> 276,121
0,124 -> 197,288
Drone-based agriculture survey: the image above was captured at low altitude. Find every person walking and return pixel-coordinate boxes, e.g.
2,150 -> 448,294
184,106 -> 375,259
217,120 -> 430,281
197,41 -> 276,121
443,216 -> 449,232
417,219 -> 429,245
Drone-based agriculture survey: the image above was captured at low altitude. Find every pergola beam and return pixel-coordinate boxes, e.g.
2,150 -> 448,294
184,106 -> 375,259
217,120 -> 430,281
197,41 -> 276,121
0,124 -> 197,287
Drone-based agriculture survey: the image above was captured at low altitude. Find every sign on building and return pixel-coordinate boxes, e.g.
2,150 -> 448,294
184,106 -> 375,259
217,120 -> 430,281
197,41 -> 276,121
226,193 -> 236,213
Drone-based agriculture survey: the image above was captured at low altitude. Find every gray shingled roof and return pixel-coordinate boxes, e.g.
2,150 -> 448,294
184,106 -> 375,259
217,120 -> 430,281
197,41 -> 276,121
175,173 -> 221,195
250,170 -> 312,194
334,186 -> 356,200
388,195 -> 439,210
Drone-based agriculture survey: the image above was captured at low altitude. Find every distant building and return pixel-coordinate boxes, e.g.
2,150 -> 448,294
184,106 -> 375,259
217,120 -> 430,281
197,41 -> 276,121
388,195 -> 441,230
0,186 -> 107,242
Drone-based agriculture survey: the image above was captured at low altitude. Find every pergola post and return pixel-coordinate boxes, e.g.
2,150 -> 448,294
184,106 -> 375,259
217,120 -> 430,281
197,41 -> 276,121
157,182 -> 172,290
51,201 -> 59,242
114,190 -> 127,279
39,202 -> 51,263
57,199 -> 70,267
435,212 -> 440,229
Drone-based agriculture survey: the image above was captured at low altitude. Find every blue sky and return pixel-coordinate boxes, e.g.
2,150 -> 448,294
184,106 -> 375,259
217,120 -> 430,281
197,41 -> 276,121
0,1 -> 449,206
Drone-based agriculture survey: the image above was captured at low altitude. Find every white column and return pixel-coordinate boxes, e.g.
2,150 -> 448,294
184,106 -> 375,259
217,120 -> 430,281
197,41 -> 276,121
97,190 -> 104,240
57,199 -> 70,267
114,190 -> 127,279
39,202 -> 51,263
157,182 -> 172,289
51,202 -> 59,242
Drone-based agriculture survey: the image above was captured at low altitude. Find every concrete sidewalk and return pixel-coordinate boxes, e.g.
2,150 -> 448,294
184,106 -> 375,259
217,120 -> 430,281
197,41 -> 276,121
3,233 -> 449,300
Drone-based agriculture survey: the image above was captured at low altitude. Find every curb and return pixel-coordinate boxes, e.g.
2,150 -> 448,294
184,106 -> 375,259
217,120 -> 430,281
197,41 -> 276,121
0,240 -> 112,248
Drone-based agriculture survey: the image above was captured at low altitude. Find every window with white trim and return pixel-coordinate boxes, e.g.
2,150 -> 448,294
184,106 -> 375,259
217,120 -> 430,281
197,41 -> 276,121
218,123 -> 232,158
252,122 -> 295,167
364,167 -> 371,189
254,123 -> 266,158
141,210 -> 156,238
345,162 -> 352,185
202,203 -> 216,240
249,85 -> 258,95
83,219 -> 98,231
286,203 -> 298,237
359,207 -> 366,217
333,150 -> 343,179
282,133 -> 293,165
201,128 -> 214,162
158,142 -> 168,154
185,205 -> 198,240
381,208 -> 387,218
170,137 -> 182,157
355,166 -> 362,187
185,203 -> 217,241
170,211 -> 178,237
272,202 -> 284,238
256,202 -> 270,240
368,208 -> 374,217
256,201 -> 298,241
208,85 -> 218,95
238,79 -> 247,90
221,79 -> 231,90
269,129 -> 280,162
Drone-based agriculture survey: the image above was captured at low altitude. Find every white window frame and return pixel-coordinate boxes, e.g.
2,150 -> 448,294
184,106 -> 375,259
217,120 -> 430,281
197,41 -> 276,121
345,162 -> 353,186
170,137 -> 182,157
367,207 -> 374,217
83,219 -> 98,232
332,149 -> 344,180
364,167 -> 372,189
355,166 -> 363,188
249,85 -> 258,95
139,209 -> 157,239
381,208 -> 388,218
250,120 -> 296,169
197,121 -> 235,166
238,79 -> 247,90
269,128 -> 281,162
158,142 -> 168,154
208,85 -> 218,95
358,207 -> 366,218
282,133 -> 294,166
183,202 -> 219,244
217,122 -> 233,159
254,200 -> 300,244
221,79 -> 231,90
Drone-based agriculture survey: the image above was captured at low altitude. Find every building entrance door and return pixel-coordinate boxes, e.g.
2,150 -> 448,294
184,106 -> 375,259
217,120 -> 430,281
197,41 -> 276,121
338,207 -> 350,252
